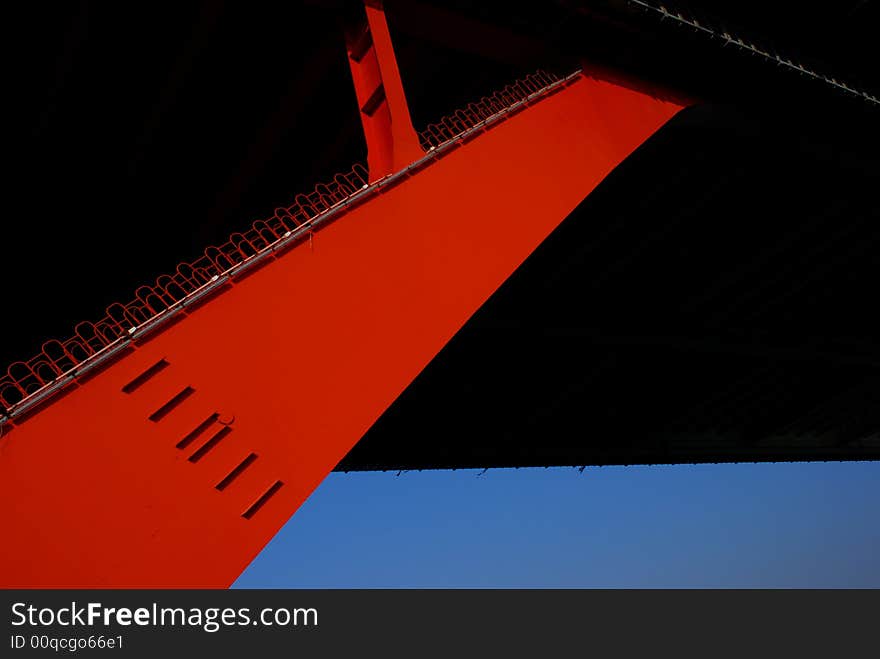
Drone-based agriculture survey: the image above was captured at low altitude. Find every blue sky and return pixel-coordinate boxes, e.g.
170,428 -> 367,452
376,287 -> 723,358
233,462 -> 879,588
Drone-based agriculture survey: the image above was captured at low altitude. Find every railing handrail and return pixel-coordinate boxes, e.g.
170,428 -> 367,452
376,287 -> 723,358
0,69 -> 575,423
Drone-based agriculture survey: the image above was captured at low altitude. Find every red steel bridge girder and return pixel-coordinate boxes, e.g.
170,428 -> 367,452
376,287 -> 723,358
0,71 -> 682,586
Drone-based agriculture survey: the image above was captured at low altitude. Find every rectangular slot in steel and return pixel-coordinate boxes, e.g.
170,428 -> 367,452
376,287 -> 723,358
188,426 -> 232,463
348,27 -> 372,62
242,481 -> 284,520
361,83 -> 386,116
215,453 -> 258,491
148,386 -> 195,422
122,359 -> 169,393
176,413 -> 220,450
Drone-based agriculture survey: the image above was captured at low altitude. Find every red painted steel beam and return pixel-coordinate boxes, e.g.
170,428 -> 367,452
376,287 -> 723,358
0,71 -> 682,587
345,2 -> 423,182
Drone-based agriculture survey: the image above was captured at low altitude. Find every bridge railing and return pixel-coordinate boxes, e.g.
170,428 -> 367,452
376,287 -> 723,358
0,69 -> 570,416
418,70 -> 560,150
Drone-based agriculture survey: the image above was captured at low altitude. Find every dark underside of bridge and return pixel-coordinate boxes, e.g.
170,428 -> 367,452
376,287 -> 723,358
4,1 -> 879,468
339,1 -> 880,469
341,100 -> 880,469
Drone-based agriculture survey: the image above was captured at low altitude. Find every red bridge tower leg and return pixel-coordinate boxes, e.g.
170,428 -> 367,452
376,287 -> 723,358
345,1 -> 424,182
